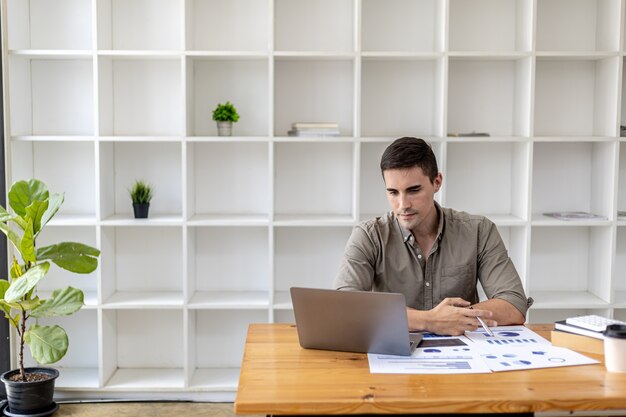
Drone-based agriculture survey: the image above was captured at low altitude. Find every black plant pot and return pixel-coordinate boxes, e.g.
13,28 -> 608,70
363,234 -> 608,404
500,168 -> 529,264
1,367 -> 59,414
133,203 -> 150,219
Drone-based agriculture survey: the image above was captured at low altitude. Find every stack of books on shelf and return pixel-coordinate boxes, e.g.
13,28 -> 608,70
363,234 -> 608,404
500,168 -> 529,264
552,315 -> 626,354
288,122 -> 340,137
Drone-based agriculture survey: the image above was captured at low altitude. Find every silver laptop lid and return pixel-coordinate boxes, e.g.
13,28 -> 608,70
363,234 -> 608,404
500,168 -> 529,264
290,287 -> 420,356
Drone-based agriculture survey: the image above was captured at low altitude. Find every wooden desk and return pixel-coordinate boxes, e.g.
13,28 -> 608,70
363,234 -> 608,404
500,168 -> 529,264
234,324 -> 626,415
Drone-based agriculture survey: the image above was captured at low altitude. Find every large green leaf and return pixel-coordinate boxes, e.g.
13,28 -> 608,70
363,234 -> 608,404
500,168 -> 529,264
25,200 -> 49,235
4,262 -> 50,302
9,179 -> 49,218
0,279 -> 9,299
31,287 -> 83,318
36,242 -> 99,274
39,193 -> 64,234
4,297 -> 41,311
25,324 -> 68,364
20,219 -> 36,263
0,222 -> 21,252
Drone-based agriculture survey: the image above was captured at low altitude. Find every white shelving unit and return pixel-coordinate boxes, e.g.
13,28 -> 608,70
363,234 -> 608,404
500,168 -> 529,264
3,0 -> 626,400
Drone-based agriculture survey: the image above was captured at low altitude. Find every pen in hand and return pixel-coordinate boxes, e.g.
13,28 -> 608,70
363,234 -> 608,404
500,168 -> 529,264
469,306 -> 495,337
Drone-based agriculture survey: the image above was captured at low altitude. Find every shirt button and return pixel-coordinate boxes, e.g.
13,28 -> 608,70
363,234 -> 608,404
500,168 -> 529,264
425,282 -> 430,287
418,254 -> 423,259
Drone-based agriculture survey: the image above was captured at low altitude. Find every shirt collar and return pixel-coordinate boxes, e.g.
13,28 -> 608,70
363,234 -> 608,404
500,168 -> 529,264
397,201 -> 445,244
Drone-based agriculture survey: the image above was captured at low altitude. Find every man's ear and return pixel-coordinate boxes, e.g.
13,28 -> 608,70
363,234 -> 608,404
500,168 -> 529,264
433,172 -> 443,192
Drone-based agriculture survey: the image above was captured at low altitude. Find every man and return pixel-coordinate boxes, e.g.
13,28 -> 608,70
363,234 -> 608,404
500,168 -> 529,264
334,137 -> 532,336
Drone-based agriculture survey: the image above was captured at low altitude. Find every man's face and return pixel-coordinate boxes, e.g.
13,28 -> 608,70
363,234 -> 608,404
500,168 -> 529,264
383,166 -> 442,232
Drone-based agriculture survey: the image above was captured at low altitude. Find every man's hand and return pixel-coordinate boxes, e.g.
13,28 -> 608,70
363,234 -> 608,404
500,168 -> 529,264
406,297 -> 497,336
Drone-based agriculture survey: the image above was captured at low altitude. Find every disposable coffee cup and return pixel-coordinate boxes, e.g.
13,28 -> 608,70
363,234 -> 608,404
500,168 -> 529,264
603,324 -> 626,373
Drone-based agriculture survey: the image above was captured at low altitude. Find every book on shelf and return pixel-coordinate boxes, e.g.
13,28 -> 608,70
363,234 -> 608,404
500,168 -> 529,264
550,329 -> 604,354
287,129 -> 340,137
291,122 -> 339,130
288,122 -> 341,137
543,211 -> 607,221
554,320 -> 604,340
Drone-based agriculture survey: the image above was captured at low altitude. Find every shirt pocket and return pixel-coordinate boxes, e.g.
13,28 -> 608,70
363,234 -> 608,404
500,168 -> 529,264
440,264 -> 476,299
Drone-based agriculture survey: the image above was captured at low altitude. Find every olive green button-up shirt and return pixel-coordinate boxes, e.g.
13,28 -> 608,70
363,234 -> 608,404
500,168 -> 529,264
334,203 -> 532,316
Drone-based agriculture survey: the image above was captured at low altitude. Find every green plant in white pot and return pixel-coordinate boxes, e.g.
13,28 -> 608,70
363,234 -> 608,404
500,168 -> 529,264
0,179 -> 100,415
212,101 -> 240,136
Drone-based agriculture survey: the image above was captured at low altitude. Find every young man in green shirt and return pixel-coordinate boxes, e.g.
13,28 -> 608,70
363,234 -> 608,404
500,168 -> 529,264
334,137 -> 532,336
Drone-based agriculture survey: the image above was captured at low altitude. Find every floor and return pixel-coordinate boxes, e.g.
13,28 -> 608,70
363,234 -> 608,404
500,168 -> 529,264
53,402 -> 260,417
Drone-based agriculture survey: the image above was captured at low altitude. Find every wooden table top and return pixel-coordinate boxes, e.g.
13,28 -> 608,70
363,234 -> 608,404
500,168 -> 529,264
234,323 -> 626,415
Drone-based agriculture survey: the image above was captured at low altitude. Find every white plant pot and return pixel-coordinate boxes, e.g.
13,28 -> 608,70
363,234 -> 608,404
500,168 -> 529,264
216,121 -> 233,136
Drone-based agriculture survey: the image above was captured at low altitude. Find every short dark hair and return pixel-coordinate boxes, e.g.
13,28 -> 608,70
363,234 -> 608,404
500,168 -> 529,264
380,137 -> 438,183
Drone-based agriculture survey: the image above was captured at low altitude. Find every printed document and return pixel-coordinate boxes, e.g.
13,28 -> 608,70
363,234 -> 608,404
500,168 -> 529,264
368,326 -> 598,374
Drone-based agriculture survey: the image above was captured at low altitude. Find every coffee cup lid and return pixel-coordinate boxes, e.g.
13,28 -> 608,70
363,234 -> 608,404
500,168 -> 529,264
604,324 -> 626,339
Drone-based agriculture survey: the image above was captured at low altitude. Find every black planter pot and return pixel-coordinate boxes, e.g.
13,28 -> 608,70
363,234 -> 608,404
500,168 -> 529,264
133,203 -> 150,219
1,367 -> 58,414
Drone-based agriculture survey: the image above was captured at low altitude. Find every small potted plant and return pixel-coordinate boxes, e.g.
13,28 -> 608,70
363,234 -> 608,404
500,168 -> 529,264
129,180 -> 153,219
0,179 -> 100,416
212,101 -> 240,136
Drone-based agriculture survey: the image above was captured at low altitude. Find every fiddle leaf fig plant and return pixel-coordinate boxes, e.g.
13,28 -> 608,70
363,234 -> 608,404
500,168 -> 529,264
0,179 -> 100,381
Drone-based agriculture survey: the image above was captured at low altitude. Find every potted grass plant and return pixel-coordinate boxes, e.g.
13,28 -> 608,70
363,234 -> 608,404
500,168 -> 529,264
129,180 -> 153,219
0,179 -> 100,416
212,101 -> 240,136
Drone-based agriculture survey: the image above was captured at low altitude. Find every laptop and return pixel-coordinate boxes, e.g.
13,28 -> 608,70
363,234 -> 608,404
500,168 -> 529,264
290,287 -> 422,356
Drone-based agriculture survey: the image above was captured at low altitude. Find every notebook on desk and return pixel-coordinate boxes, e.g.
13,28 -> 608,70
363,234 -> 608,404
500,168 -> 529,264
290,287 -> 422,356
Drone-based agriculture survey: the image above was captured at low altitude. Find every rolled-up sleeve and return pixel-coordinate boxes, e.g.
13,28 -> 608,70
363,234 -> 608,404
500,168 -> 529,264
477,218 -> 533,317
334,225 -> 377,291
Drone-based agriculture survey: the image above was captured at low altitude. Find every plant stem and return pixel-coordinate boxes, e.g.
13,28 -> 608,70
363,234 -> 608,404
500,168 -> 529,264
19,308 -> 26,381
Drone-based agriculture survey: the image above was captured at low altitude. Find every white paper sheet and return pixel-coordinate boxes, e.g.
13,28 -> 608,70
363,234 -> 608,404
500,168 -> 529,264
478,345 -> 599,371
464,325 -> 551,348
368,336 -> 492,374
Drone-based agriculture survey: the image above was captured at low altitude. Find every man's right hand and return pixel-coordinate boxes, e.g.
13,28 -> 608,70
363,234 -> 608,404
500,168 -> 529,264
406,297 -> 496,336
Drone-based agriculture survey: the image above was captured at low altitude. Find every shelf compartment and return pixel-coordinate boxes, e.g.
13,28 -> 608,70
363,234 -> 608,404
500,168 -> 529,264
189,368 -> 240,391
273,309 -> 295,323
532,142 -> 615,219
187,226 -> 269,305
448,0 -> 531,52
274,143 -> 354,218
274,0 -> 353,52
24,310 -> 99,388
96,0 -> 182,50
359,141 -> 444,219
186,57 -> 269,136
187,142 -> 269,218
100,227 -> 183,306
529,226 -> 612,305
8,57 -> 94,136
99,142 -> 183,218
361,0 -> 443,52
361,58 -> 444,137
445,142 -> 529,220
274,58 -> 354,137
186,0 -> 269,52
7,0 -> 92,50
615,308 -> 626,320
102,309 -> 184,389
10,141 -> 96,216
536,0 -> 620,52
188,291 -> 270,309
613,228 -> 626,305
188,310 -> 267,387
34,226 -> 98,306
527,307 -> 611,324
274,227 -> 353,292
534,57 -> 619,136
98,57 -> 183,136
447,58 -> 531,137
